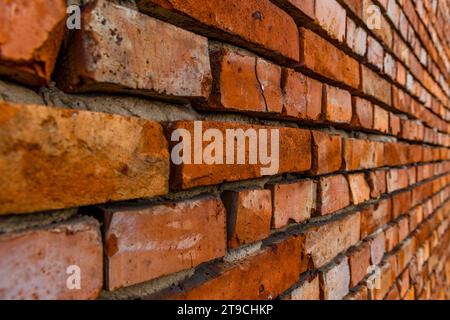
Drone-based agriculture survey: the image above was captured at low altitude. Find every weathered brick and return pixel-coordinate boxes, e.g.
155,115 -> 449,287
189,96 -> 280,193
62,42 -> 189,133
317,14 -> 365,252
290,275 -> 320,300
168,121 -> 311,189
300,28 -> 360,88
361,65 -> 392,105
392,191 -> 411,218
346,17 -> 367,56
343,138 -> 383,170
348,173 -> 371,205
303,213 -> 360,268
267,180 -> 316,229
373,105 -> 389,134
320,257 -> 350,300
57,1 -> 212,101
385,223 -> 399,252
0,102 -> 168,215
324,85 -> 352,123
366,169 -> 387,198
104,197 -> 226,290
360,199 -> 390,238
137,0 -> 300,62
318,174 -> 351,215
311,131 -> 342,175
367,36 -> 384,70
0,218 -> 102,299
281,69 -> 322,120
222,189 -> 272,248
315,0 -> 347,42
153,236 -> 302,299
208,46 -> 282,113
386,168 -> 409,193
0,0 -> 67,86
348,242 -> 371,287
368,231 -> 386,265
352,97 -> 373,129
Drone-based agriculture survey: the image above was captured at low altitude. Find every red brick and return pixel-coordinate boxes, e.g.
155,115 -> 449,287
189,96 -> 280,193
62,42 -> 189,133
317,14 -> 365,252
398,216 -> 409,242
366,169 -> 387,198
318,175 -> 351,215
392,191 -> 412,218
222,189 -> 272,248
386,168 -> 409,193
373,105 -> 389,134
290,275 -> 320,300
362,0 -> 393,47
346,17 -> 367,56
168,121 -> 311,189
0,102 -> 168,215
385,142 -> 409,166
348,242 -> 371,287
311,131 -> 342,175
343,138 -> 383,170
361,65 -> 392,106
385,223 -> 399,251
0,0 -> 67,86
348,173 -> 371,205
267,180 -> 316,229
367,36 -> 384,70
281,69 -> 322,120
345,285 -> 369,300
208,46 -> 282,113
324,85 -> 352,123
300,28 -> 360,88
368,231 -> 386,265
314,0 -> 347,41
352,97 -> 373,129
303,213 -> 360,268
137,0 -> 300,62
104,197 -> 226,290
0,218 -> 102,299
154,236 -> 302,299
360,199 -> 390,238
274,0 -> 315,20
320,257 -> 350,300
371,261 -> 394,300
384,53 -> 396,79
57,1 -> 212,101
389,113 -> 401,135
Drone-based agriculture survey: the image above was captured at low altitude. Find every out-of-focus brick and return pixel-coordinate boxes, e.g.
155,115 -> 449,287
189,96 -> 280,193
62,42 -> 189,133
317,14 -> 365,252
385,223 -> 399,252
311,131 -> 342,175
0,218 -> 102,299
315,0 -> 347,42
373,105 -> 389,134
290,275 -> 320,300
0,102 -> 169,215
267,180 -> 316,229
222,189 -> 272,248
348,242 -> 371,287
367,231 -> 386,265
346,17 -> 367,56
320,257 -> 350,300
352,97 -> 373,129
361,65 -> 392,106
318,175 -> 351,215
324,85 -> 352,123
367,36 -> 384,70
0,0 -> 67,86
104,197 -> 226,290
348,173 -> 371,205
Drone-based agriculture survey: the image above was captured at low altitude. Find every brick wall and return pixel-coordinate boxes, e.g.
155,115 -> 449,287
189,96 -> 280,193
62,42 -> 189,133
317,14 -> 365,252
0,0 -> 450,300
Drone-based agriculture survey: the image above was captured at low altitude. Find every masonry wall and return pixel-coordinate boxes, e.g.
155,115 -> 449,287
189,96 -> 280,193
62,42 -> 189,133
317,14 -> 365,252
0,0 -> 450,300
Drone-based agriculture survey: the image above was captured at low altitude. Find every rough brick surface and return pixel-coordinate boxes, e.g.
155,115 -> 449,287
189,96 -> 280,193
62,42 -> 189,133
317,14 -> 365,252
104,197 -> 226,290
0,102 -> 169,215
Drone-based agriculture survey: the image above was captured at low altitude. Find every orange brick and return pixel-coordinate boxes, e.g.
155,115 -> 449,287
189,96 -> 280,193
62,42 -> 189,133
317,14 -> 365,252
324,85 -> 352,123
290,275 -> 320,300
222,189 -> 272,248
0,218 -> 102,299
104,197 -> 226,290
0,102 -> 169,215
352,97 -> 373,129
373,105 -> 389,133
314,0 -> 347,42
311,131 -> 342,175
267,180 -> 317,229
0,0 -> 67,85
348,242 -> 371,287
318,174 -> 351,215
361,65 -> 392,106
348,173 -> 371,205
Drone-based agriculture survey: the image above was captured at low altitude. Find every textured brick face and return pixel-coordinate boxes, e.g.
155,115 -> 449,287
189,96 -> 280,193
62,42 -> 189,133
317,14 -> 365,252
0,218 -> 102,300
0,102 -> 169,215
0,0 -> 67,85
104,197 -> 226,290
58,1 -> 212,101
